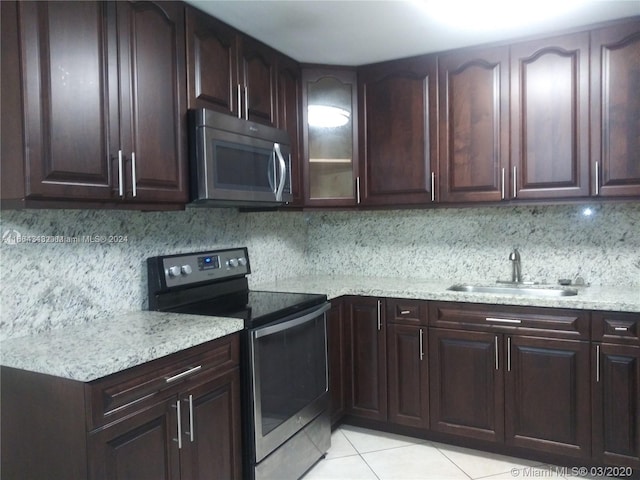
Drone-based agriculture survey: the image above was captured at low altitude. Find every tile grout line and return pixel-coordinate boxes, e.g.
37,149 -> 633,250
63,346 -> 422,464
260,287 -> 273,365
339,428 -> 382,480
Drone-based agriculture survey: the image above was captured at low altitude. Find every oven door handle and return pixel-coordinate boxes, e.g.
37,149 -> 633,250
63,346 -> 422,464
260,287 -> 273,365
253,303 -> 330,339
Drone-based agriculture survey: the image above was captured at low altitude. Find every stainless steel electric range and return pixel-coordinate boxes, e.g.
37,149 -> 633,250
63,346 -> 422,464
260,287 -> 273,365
147,247 -> 331,480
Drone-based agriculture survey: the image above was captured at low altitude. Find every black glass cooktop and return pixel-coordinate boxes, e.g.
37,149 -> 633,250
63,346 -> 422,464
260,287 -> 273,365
168,290 -> 327,329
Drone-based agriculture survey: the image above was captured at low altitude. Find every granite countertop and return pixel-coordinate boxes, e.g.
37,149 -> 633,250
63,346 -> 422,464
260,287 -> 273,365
253,275 -> 640,313
2,275 -> 636,383
0,311 -> 243,382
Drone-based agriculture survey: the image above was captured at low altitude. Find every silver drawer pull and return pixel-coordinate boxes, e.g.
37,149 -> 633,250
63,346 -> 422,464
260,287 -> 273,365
486,317 -> 522,324
614,327 -> 629,332
400,310 -> 411,315
165,365 -> 202,384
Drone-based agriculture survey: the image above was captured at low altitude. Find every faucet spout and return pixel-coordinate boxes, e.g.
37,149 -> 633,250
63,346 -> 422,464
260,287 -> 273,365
509,248 -> 522,283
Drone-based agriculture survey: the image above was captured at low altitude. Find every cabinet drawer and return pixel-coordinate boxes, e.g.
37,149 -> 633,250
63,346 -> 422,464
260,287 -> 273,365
386,298 -> 428,326
429,302 -> 589,340
87,334 -> 239,430
592,311 -> 640,345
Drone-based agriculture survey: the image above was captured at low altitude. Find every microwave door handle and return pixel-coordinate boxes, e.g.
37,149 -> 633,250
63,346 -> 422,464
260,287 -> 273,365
267,149 -> 276,193
274,143 -> 286,201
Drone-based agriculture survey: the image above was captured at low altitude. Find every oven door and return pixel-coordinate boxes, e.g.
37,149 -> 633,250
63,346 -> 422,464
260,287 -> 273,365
249,302 -> 330,462
194,124 -> 292,205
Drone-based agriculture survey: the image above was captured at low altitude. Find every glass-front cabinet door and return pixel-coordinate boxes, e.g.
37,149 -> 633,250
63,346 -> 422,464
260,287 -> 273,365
302,68 -> 358,206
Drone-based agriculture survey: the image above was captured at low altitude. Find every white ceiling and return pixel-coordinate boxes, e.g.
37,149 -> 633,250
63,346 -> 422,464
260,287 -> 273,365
186,0 -> 640,65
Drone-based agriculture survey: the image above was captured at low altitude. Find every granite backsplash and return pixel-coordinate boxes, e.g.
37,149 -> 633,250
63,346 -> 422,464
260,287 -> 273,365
1,203 -> 638,340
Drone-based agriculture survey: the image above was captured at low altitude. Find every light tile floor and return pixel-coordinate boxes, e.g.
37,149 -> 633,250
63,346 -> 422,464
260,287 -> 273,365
303,426 -> 616,480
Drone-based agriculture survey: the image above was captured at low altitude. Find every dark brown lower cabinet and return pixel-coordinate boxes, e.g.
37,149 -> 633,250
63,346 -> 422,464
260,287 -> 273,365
89,359 -> 243,480
593,343 -> 640,468
429,328 -> 504,443
1,335 -> 242,480
387,323 -> 429,429
345,297 -> 387,421
88,397 -> 181,480
505,336 -> 591,458
328,298 -> 348,426
430,328 -> 591,459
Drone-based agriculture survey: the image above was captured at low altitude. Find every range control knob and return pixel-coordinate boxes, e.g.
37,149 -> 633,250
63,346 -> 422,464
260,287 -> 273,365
167,265 -> 181,277
181,265 -> 193,275
227,258 -> 239,268
237,257 -> 247,267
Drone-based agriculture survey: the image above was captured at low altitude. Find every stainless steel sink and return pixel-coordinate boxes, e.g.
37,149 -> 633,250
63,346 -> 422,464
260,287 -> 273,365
447,284 -> 578,297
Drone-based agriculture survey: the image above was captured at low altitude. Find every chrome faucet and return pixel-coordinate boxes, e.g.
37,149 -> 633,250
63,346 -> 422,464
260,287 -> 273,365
509,248 -> 522,283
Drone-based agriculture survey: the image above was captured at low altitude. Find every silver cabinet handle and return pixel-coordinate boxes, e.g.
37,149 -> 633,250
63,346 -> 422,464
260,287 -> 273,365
400,310 -> 411,315
507,336 -> 512,372
174,400 -> 183,449
614,327 -> 629,332
486,317 -> 522,325
419,328 -> 424,360
513,165 -> 517,198
356,176 -> 361,204
237,84 -> 242,119
274,143 -> 286,201
501,167 -> 505,200
595,161 -> 600,196
596,344 -> 601,383
377,300 -> 382,331
184,394 -> 195,442
118,150 -> 124,197
431,171 -> 435,202
244,85 -> 249,120
494,336 -> 499,370
131,152 -> 137,197
165,365 -> 202,384
486,317 -> 522,324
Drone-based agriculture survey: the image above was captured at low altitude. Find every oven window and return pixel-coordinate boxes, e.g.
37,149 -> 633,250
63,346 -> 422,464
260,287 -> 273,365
254,316 -> 327,436
213,140 -> 274,192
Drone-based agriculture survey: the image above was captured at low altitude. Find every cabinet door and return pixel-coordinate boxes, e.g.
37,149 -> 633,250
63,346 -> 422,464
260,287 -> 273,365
591,20 -> 640,197
438,47 -> 509,203
593,343 -> 640,468
185,5 -> 240,116
429,328 -> 504,443
116,1 -> 187,203
510,33 -> 590,199
240,37 -> 277,127
18,1 -> 115,201
303,68 -> 359,206
346,298 -> 387,420
179,369 -> 242,480
328,299 -> 348,426
359,56 -> 437,205
505,336 -> 591,458
387,324 -> 429,428
88,397 -> 180,480
277,56 -> 304,205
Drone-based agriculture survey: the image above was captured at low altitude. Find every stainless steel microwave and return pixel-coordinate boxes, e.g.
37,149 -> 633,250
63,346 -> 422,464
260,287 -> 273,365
189,108 -> 292,207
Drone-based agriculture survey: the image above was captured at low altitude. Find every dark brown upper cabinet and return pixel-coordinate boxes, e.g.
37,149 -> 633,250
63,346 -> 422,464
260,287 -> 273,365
591,19 -> 640,198
438,46 -> 510,203
240,37 -> 278,127
2,1 -> 187,208
358,56 -> 438,205
510,33 -> 590,200
277,56 -> 304,206
302,68 -> 359,207
185,6 -> 277,128
185,5 -> 240,116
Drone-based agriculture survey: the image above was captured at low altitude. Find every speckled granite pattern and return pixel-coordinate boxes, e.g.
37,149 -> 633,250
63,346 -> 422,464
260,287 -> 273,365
254,275 -> 640,312
0,208 -> 307,340
1,203 -> 639,341
304,204 -> 640,287
0,311 -> 243,381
